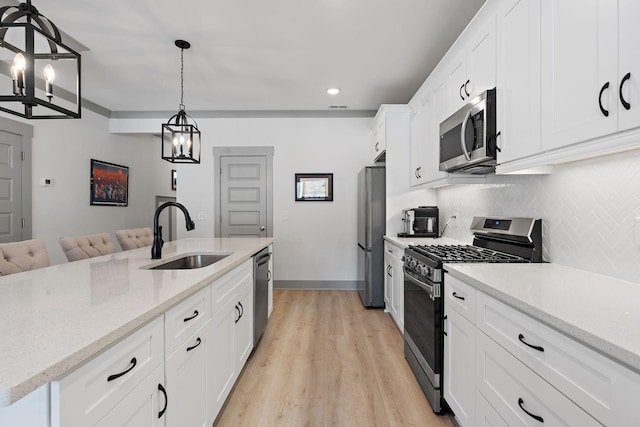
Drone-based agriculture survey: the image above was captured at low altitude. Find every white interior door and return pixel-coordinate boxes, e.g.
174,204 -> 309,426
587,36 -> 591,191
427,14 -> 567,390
219,156 -> 267,237
0,130 -> 22,243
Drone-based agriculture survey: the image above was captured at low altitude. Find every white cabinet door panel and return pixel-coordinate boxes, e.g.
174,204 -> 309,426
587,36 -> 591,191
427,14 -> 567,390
618,0 -> 640,131
496,0 -> 541,163
444,306 -> 475,427
541,0 -> 618,150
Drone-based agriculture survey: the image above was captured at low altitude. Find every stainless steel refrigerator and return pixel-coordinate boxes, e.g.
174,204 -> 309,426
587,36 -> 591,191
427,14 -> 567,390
357,166 -> 385,308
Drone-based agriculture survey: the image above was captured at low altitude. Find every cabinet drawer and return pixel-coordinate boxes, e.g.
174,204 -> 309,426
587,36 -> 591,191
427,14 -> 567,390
384,241 -> 404,263
476,291 -> 640,425
165,285 -> 211,355
51,316 -> 164,427
445,273 -> 476,322
211,259 -> 253,315
476,330 -> 601,427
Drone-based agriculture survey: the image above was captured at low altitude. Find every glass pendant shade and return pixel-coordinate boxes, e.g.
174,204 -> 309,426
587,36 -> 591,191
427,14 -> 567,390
0,0 -> 81,119
162,109 -> 201,164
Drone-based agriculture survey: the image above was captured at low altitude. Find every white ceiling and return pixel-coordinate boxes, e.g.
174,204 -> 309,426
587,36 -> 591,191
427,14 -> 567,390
41,0 -> 485,115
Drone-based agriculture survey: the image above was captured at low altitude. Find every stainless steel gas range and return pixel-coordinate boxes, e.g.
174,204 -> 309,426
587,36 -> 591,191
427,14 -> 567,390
403,217 -> 542,413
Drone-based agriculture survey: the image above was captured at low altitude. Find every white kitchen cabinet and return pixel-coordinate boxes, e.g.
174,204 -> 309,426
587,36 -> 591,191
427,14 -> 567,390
383,241 -> 404,332
207,266 -> 254,420
268,244 -> 274,317
617,0 -> 640,131
476,330 -> 601,427
164,286 -> 210,356
443,290 -> 476,426
495,0 -> 542,164
475,390 -> 508,427
51,317 -> 164,427
447,18 -> 497,114
165,321 -> 210,427
372,115 -> 386,162
541,0 -> 619,151
95,363 -> 166,427
409,90 -> 435,186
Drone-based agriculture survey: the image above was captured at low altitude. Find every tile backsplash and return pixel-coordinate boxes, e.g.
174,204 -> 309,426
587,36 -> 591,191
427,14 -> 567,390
436,148 -> 640,284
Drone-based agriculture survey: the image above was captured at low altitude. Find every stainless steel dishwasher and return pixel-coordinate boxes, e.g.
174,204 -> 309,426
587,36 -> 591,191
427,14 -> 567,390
253,247 -> 271,347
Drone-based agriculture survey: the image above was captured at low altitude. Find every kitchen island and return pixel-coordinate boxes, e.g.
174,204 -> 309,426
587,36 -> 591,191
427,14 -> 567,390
0,237 -> 272,425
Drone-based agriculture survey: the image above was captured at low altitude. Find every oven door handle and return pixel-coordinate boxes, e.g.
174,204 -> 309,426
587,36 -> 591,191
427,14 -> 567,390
404,267 -> 441,300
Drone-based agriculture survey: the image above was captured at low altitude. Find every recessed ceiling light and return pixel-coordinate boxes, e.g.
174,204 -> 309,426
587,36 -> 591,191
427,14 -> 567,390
327,88 -> 340,95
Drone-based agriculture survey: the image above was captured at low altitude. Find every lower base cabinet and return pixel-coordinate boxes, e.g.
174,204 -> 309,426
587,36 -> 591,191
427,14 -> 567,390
165,321 -> 211,427
2,256 -> 262,427
95,363 -> 166,427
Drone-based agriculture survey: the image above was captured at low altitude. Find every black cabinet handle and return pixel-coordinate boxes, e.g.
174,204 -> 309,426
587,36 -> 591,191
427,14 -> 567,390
620,72 -> 631,110
599,81 -> 610,117
417,166 -> 422,178
460,84 -> 465,100
183,310 -> 199,322
464,80 -> 470,97
375,142 -> 380,152
518,398 -> 544,423
518,333 -> 544,352
186,337 -> 202,352
267,270 -> 272,281
387,265 -> 392,277
443,315 -> 448,336
452,291 -> 465,301
158,383 -> 168,419
415,168 -> 419,178
235,305 -> 241,323
107,357 -> 137,382
238,301 -> 244,318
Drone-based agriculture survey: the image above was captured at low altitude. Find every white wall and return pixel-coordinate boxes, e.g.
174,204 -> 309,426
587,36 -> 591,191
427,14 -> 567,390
2,109 -> 170,265
436,148 -> 640,284
176,117 -> 372,281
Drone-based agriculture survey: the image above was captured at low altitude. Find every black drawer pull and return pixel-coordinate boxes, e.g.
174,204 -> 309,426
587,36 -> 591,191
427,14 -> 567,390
518,397 -> 544,423
518,334 -> 544,352
452,291 -> 465,301
235,305 -> 241,323
620,72 -> 631,110
158,383 -> 168,418
443,315 -> 448,336
107,357 -> 137,382
183,310 -> 199,322
238,301 -> 244,318
186,337 -> 202,352
599,81 -> 610,117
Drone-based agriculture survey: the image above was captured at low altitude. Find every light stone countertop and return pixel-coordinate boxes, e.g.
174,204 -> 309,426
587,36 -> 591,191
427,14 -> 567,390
0,237 -> 273,407
444,263 -> 640,374
384,235 -> 470,248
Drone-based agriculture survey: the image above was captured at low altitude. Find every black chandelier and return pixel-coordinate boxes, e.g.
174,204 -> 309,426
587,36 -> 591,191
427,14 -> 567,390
161,40 -> 201,164
0,0 -> 81,119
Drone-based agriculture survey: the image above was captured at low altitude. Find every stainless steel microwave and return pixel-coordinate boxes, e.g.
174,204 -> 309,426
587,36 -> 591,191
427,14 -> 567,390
439,88 -> 497,174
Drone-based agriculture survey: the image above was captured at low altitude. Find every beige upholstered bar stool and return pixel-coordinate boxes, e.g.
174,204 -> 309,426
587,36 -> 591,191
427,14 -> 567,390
0,239 -> 51,276
115,227 -> 153,251
59,233 -> 115,262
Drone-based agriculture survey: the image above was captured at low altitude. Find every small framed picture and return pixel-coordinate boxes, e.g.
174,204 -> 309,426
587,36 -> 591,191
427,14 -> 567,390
295,173 -> 333,201
171,169 -> 177,191
90,159 -> 129,206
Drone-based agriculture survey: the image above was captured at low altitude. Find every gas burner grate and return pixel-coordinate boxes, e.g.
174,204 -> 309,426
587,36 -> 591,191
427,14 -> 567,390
410,244 -> 527,263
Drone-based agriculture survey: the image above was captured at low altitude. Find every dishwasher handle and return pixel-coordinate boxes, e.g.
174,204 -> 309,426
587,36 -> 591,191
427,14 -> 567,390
255,252 -> 271,267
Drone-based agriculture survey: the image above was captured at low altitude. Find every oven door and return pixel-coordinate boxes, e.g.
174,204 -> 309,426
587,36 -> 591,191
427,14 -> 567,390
403,266 -> 444,412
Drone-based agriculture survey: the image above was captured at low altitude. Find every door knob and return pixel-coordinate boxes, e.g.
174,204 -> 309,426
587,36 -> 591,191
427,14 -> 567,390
260,226 -> 265,231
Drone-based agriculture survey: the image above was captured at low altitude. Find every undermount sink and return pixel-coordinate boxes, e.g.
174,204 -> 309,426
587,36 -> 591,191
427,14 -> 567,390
149,253 -> 230,270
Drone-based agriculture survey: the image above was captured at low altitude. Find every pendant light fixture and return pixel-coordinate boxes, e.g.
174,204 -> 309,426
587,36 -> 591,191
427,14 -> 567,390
0,0 -> 81,119
161,40 -> 201,164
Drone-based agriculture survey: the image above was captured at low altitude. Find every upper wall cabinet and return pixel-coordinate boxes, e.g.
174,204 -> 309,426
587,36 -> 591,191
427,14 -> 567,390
495,0 -> 541,164
372,113 -> 387,162
541,0 -> 640,151
447,18 -> 497,115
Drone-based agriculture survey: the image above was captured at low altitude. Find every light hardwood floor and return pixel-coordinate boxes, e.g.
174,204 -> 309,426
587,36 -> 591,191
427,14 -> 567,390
215,289 -> 457,427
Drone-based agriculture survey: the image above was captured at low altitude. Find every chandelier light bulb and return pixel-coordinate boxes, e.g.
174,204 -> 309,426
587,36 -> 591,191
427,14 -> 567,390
44,64 -> 55,83
13,53 -> 26,72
